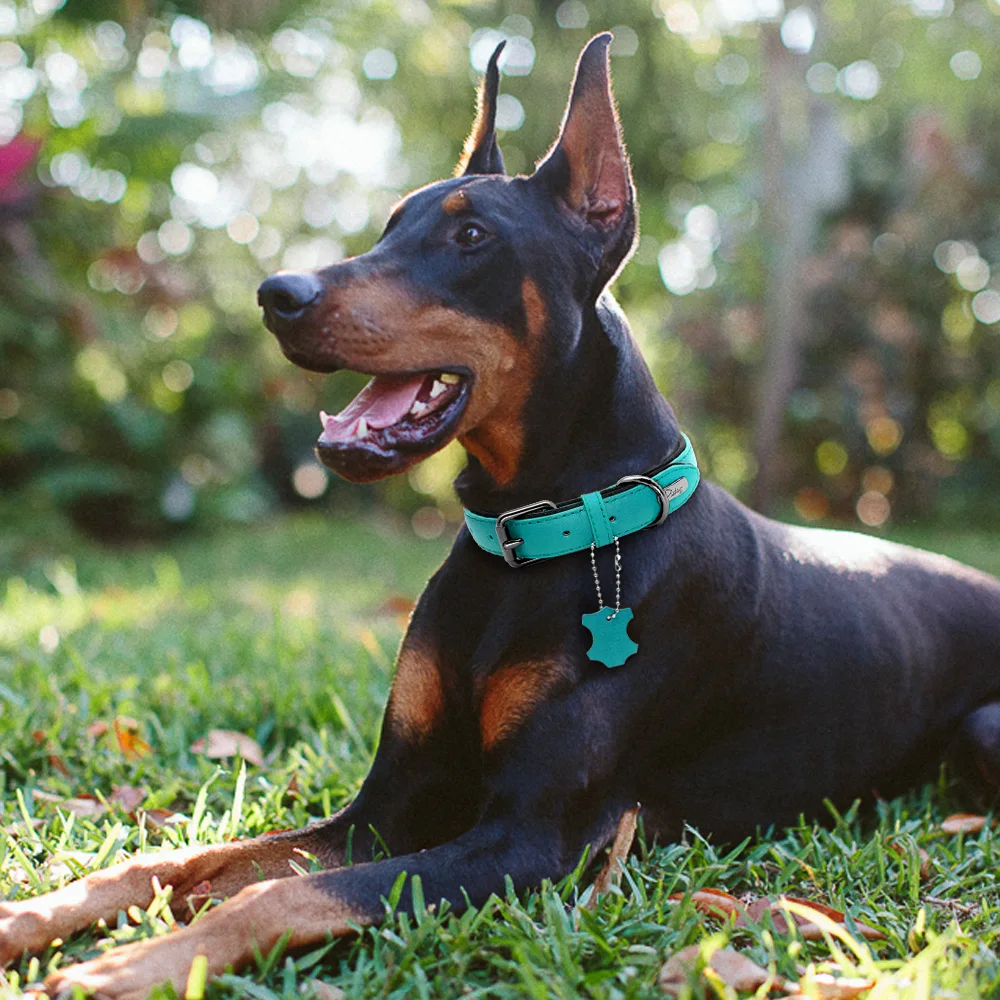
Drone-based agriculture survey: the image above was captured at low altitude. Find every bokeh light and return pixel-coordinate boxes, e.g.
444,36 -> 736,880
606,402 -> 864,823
857,491 -> 890,527
292,461 -> 329,499
816,440 -> 848,477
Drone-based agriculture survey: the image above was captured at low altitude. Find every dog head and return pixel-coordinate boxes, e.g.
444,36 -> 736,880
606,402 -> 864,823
259,33 -> 636,487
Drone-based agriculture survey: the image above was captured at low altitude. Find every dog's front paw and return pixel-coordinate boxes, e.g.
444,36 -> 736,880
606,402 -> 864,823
45,935 -> 198,1000
41,915 -> 232,1000
0,901 -> 55,966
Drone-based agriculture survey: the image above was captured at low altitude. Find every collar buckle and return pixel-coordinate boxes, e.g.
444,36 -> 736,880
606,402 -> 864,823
613,474 -> 670,528
495,500 -> 557,567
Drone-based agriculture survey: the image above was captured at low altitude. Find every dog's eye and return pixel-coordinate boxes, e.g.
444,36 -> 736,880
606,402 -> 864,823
455,222 -> 489,248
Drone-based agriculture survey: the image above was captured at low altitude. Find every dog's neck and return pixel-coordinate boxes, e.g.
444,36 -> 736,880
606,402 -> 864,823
455,293 -> 682,513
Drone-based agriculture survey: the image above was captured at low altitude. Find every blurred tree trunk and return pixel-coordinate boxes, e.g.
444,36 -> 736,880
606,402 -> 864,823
751,24 -> 849,513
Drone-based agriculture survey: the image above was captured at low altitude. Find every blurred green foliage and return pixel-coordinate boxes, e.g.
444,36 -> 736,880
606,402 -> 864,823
2,0 -> 1000,542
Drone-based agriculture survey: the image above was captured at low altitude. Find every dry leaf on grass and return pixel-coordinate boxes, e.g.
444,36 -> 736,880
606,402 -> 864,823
142,808 -> 181,830
29,790 -> 62,803
114,717 -> 151,760
33,729 -> 70,775
668,890 -> 884,941
705,948 -> 781,992
111,785 -> 147,813
660,945 -> 780,996
59,796 -> 106,819
302,982 -> 345,1000
586,805 -> 640,908
941,813 -> 988,835
47,754 -> 70,776
190,729 -> 263,766
743,897 -> 885,941
668,887 -> 746,920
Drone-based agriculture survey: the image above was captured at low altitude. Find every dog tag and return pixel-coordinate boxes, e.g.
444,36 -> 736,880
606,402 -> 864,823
581,606 -> 638,668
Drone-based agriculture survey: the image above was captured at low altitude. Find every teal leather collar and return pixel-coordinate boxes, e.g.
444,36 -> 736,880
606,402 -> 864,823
463,433 -> 700,567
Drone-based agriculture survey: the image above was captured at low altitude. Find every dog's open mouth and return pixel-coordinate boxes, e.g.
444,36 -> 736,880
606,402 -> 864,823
315,370 -> 471,481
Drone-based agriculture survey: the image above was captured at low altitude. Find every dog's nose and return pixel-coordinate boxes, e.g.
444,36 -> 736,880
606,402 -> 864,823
257,273 -> 324,321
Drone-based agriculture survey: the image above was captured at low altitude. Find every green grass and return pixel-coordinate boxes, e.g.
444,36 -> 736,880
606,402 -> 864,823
2,514 -> 1000,999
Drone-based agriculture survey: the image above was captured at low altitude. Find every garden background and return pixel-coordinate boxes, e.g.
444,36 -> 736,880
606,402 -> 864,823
4,1 -> 1000,998
4,0 -> 1000,546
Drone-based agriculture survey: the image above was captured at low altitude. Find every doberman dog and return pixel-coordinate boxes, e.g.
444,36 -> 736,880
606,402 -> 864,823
6,32 -> 1000,1000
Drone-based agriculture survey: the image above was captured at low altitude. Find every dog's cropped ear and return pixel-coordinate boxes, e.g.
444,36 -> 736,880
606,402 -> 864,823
456,41 -> 507,177
533,33 -> 636,285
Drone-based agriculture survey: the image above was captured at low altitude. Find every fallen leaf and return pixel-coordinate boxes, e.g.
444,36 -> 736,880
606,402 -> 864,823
47,754 -> 70,776
142,808 -> 181,830
668,889 -> 884,941
761,897 -> 885,941
659,945 -> 779,996
941,813 -> 988,835
59,796 -> 106,819
30,789 -> 62,803
888,838 -> 932,880
586,804 -> 640,908
32,729 -> 70,775
302,982 -> 345,1000
668,887 -> 746,920
706,949 -> 779,992
659,946 -> 703,996
111,785 -> 147,813
800,973 -> 875,999
190,729 -> 264,766
114,717 -> 151,760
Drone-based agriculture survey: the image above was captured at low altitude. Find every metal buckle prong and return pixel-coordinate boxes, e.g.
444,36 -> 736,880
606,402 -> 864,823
613,474 -> 673,528
495,500 -> 558,567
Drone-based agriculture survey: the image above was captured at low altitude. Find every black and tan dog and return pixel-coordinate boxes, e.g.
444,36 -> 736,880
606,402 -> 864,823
5,33 -> 1000,999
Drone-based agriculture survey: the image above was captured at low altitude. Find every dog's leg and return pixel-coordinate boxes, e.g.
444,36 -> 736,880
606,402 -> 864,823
42,673 -> 624,1000
0,751 -> 463,965
43,816 -> 584,1000
1,628 -> 475,966
0,825 -> 338,966
959,701 -> 1000,786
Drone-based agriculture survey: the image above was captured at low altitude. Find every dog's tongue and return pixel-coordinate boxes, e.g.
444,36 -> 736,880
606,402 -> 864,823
319,374 -> 426,443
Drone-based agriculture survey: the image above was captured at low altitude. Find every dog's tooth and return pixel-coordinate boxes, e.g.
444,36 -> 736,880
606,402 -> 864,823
440,373 -> 460,384
410,400 -> 429,416
356,417 -> 369,438
429,379 -> 447,399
